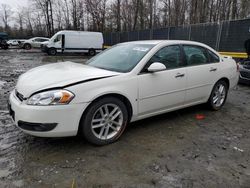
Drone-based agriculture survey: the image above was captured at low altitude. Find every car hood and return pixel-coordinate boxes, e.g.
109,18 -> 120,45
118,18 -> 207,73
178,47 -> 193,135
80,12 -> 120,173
16,61 -> 120,97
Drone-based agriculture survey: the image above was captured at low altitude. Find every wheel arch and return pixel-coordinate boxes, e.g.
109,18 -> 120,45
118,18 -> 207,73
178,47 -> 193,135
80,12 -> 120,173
216,77 -> 230,88
23,43 -> 31,47
207,77 -> 230,110
78,93 -> 133,134
207,77 -> 230,102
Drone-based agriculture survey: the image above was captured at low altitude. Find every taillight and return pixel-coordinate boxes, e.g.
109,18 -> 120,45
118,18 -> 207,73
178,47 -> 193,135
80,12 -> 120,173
236,63 -> 239,72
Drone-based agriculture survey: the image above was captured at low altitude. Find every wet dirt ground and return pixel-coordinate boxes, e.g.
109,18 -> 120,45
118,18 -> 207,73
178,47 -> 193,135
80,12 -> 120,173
0,49 -> 250,188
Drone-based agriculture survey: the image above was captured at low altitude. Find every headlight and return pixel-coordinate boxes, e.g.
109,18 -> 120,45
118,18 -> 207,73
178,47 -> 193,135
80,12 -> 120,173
27,90 -> 75,105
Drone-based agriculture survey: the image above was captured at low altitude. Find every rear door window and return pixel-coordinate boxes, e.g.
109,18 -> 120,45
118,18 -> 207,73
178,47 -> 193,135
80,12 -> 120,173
183,45 -> 209,66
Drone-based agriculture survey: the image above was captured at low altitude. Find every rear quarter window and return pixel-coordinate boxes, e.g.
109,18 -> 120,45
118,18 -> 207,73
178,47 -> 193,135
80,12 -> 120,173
207,50 -> 220,63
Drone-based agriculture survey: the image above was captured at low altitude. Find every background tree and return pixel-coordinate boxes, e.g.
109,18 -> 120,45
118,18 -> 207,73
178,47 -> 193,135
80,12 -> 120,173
0,4 -> 12,32
0,0 -> 250,38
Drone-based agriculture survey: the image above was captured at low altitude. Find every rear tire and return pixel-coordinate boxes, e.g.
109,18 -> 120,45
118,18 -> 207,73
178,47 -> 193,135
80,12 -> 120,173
80,97 -> 128,145
207,80 -> 228,110
88,49 -> 96,56
24,43 -> 31,50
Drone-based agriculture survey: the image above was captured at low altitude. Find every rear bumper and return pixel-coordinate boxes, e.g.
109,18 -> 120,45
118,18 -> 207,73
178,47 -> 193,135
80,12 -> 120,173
229,73 -> 239,89
8,90 -> 89,137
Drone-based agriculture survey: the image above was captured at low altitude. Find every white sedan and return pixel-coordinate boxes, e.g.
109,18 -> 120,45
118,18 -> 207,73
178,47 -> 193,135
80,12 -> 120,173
21,37 -> 50,50
9,40 -> 239,145
7,39 -> 19,46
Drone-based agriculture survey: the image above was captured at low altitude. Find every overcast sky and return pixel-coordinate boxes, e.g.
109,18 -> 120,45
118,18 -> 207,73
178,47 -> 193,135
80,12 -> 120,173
0,0 -> 28,10
0,0 -> 29,27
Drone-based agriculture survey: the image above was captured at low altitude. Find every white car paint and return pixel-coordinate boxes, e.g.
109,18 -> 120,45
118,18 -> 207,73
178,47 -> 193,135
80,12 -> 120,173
7,40 -> 19,46
22,37 -> 50,48
40,41 -> 49,47
9,40 -> 239,137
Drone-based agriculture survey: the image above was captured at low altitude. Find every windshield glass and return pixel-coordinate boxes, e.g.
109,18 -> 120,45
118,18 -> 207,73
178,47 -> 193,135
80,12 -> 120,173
87,43 -> 155,73
54,35 -> 62,42
49,33 -> 58,42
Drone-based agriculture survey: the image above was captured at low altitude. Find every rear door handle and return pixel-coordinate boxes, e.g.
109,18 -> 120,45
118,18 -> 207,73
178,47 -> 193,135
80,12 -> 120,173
210,67 -> 217,72
175,73 -> 185,78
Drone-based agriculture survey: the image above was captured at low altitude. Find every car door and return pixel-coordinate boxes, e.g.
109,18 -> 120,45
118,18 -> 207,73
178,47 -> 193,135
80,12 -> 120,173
53,35 -> 62,50
183,45 -> 221,104
138,45 -> 187,115
32,38 -> 41,48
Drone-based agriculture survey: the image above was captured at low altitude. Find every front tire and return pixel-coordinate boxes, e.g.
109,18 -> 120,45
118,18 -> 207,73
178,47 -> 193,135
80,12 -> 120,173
80,97 -> 128,145
208,80 -> 228,110
48,48 -> 57,55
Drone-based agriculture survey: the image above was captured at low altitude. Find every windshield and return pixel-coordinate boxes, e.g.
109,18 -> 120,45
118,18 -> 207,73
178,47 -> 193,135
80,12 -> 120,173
87,43 -> 155,73
53,34 -> 62,42
50,33 -> 59,42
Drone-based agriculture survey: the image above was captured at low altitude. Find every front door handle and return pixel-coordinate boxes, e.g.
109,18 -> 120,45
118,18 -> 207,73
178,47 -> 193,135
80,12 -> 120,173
175,73 -> 185,78
210,67 -> 217,72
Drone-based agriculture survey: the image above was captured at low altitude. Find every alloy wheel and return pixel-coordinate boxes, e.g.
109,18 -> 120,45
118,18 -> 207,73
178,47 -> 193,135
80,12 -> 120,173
212,84 -> 226,107
91,104 -> 123,140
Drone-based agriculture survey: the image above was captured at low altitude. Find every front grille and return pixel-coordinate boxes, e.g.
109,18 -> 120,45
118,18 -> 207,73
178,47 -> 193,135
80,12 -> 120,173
15,90 -> 25,101
240,71 -> 250,79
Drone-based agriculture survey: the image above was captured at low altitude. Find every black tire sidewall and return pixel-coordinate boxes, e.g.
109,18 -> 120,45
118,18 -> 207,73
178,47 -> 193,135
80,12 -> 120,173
88,49 -> 96,56
81,97 -> 128,145
208,80 -> 228,110
48,48 -> 56,55
24,44 -> 31,50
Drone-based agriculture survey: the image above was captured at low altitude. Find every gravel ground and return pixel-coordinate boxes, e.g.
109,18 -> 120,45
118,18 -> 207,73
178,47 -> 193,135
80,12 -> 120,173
0,49 -> 250,188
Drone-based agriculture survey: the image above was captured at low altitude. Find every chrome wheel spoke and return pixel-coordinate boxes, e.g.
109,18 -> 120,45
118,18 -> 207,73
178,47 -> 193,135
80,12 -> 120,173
104,105 -> 109,116
111,111 -> 121,120
111,120 -> 120,126
216,98 -> 221,105
92,123 -> 105,129
109,107 -> 118,117
99,107 -> 105,118
213,95 -> 219,103
104,126 -> 110,139
219,85 -> 224,94
109,124 -> 118,132
91,103 -> 123,140
98,125 -> 106,137
92,118 -> 103,124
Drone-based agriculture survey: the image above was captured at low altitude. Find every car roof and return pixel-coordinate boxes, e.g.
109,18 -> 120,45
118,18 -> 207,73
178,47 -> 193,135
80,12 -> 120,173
121,40 -> 218,55
122,40 -> 207,46
31,37 -> 49,39
56,30 -> 102,35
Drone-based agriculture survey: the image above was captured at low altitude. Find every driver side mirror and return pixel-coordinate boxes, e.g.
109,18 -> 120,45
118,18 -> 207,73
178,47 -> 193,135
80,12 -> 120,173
147,62 -> 166,73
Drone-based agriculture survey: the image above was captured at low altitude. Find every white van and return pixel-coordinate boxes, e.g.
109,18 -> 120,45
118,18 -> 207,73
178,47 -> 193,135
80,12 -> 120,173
43,30 -> 104,55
